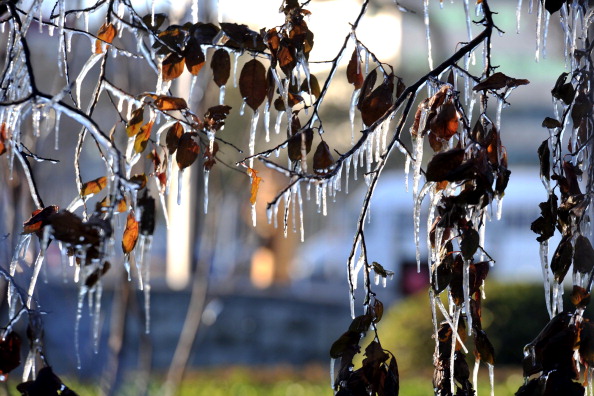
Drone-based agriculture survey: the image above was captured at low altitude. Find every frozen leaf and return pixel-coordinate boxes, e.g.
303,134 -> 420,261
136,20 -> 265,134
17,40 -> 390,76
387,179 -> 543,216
154,27 -> 186,55
122,211 -> 139,254
474,329 -> 494,364
574,235 -> 594,274
47,210 -> 102,246
155,96 -> 188,111
430,101 -> 458,140
300,74 -> 321,98
23,205 -> 59,235
204,105 -> 232,131
0,123 -> 7,156
579,321 -> 594,366
542,117 -> 561,129
425,148 -> 465,182
246,167 -> 262,205
0,331 -> 21,377
176,133 -> 199,170
472,72 -> 529,91
239,59 -> 267,111
543,0 -> 567,14
162,53 -> 185,82
538,140 -> 550,181
17,367 -> 79,396
278,44 -> 297,76
138,191 -> 156,235
357,69 -> 377,110
551,236 -> 573,283
184,38 -> 205,76
346,49 -> 363,89
461,228 -> 480,260
81,176 -> 107,196
313,141 -> 334,174
126,108 -> 144,137
204,142 -> 218,171
166,122 -> 184,154
141,13 -> 166,31
220,22 -> 263,50
98,196 -> 127,213
349,315 -> 373,333
570,285 -> 590,308
551,73 -> 575,104
95,23 -> 116,54
266,68 -> 276,103
190,22 -> 220,45
287,128 -> 313,161
531,194 -> 557,242
372,299 -> 384,323
134,121 -> 153,153
130,174 -> 148,189
372,261 -> 394,278
571,92 -> 591,125
360,76 -> 394,126
330,330 -> 360,359
211,48 -> 231,87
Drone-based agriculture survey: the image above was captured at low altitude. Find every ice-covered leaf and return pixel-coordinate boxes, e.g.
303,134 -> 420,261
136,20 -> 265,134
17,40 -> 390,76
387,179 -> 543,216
184,38 -> 205,76
551,73 -> 575,104
461,227 -> 480,260
130,173 -> 148,189
23,205 -> 59,235
430,101 -> 458,140
220,22 -> 263,50
0,331 -> 21,377
472,72 -> 529,91
204,105 -> 232,131
155,96 -> 187,111
154,27 -> 186,55
288,128 -> 313,161
138,191 -> 156,235
126,107 -> 144,137
313,141 -> 334,174
372,299 -> 384,323
278,45 -> 297,76
543,0 -> 567,14
176,133 -> 199,170
551,236 -> 573,283
574,235 -> 594,274
98,196 -> 127,213
357,69 -> 377,110
570,285 -> 590,308
571,92 -> 592,125
474,329 -> 494,364
531,195 -> 557,242
372,261 -> 394,278
300,74 -> 321,98
330,330 -> 360,359
542,117 -> 561,129
360,76 -> 394,127
204,142 -> 218,171
85,261 -> 111,287
189,22 -> 220,45
538,140 -> 550,181
579,321 -> 594,366
166,122 -> 184,154
246,167 -> 261,205
425,148 -> 465,182
95,23 -> 116,54
47,210 -> 102,246
134,121 -> 153,153
17,367 -> 79,396
141,13 -> 166,31
122,211 -> 138,254
239,59 -> 267,111
211,48 -> 231,87
347,49 -> 363,89
0,123 -> 7,156
162,53 -> 185,82
349,315 -> 373,333
81,176 -> 107,196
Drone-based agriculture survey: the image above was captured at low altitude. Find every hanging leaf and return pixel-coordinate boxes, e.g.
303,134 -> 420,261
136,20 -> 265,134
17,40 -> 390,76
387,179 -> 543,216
461,227 -> 480,260
347,49 -> 364,89
23,206 -> 59,235
154,27 -> 186,55
425,148 -> 465,182
551,236 -> 573,283
176,132 -> 200,170
574,235 -> 594,274
204,105 -> 232,131
472,72 -> 529,91
162,52 -> 185,82
134,121 -> 153,153
531,194 -> 558,243
239,59 -> 267,111
537,139 -> 550,181
190,22 -> 220,45
287,128 -> 313,161
204,142 -> 218,171
166,122 -> 184,154
122,211 -> 139,254
474,330 -> 495,365
81,176 -> 107,196
330,330 -> 360,359
154,96 -> 188,111
0,123 -> 7,156
360,76 -> 394,127
313,141 -> 334,174
17,367 -> 79,396
266,67 -> 276,104
184,38 -> 205,76
141,13 -> 166,31
551,72 -> 575,104
0,331 -> 21,377
126,107 -> 144,137
430,101 -> 458,140
278,44 -> 297,76
542,117 -> 562,129
543,0 -> 567,15
211,48 -> 231,87
570,285 -> 590,308
138,191 -> 156,236
357,69 -> 377,110
98,196 -> 127,213
95,22 -> 116,54
300,74 -> 321,98
246,167 -> 262,205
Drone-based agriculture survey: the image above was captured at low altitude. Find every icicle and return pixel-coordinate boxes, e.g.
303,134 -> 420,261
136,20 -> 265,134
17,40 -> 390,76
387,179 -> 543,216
191,0 -> 199,23
488,363 -> 495,396
32,105 -> 41,137
297,183 -> 305,242
251,204 -> 257,227
412,134 -> 425,198
218,85 -> 226,105
404,155 -> 411,192
345,156 -> 351,194
349,89 -> 360,144
540,241 -> 553,318
414,183 -> 432,272
75,53 -> 102,106
204,170 -> 210,214
423,0 -> 433,70
93,280 -> 103,353
473,359 -> 480,394
542,12 -> 550,59
232,51 -> 239,88
53,109 -> 61,150
143,236 -> 153,334
517,0 -> 523,32
84,12 -> 89,32
321,183 -> 327,217
151,0 -> 156,26
75,284 -> 88,369
535,1 -> 543,62
463,258 -> 472,335
248,110 -> 259,168
330,358 -> 336,390
263,101 -> 271,142
177,170 -> 184,205
450,308 -> 460,395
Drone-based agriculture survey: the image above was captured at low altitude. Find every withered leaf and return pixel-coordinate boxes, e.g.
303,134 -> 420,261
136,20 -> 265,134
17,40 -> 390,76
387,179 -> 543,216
246,167 -> 261,205
138,191 -> 156,236
23,205 -> 59,235
162,52 -> 185,82
474,329 -> 495,365
154,27 -> 186,55
461,227 -> 480,260
542,117 -> 562,129
141,13 -> 166,31
425,148 -> 465,182
98,196 -> 127,213
538,139 -> 550,181
190,22 -> 220,45
47,210 -> 101,246
571,285 -> 590,308
330,330 -> 360,359
360,76 -> 394,127
211,48 -> 231,87
176,133 -> 199,170
543,0 -> 566,14
349,315 -> 373,333
134,121 -> 153,153
357,69 -> 377,110
155,96 -> 188,111
184,38 -> 205,76
278,44 -> 297,76
472,72 -> 529,91
204,105 -> 232,131
0,331 -> 21,377
530,194 -> 557,242
122,211 -> 139,254
126,107 -> 144,137
129,173 -> 148,189
430,101 -> 458,140
220,22 -> 260,49
574,235 -> 594,274
81,176 -> 107,196
95,23 -> 116,54
551,236 -> 573,283
287,128 -> 313,161
17,366 -> 79,396
551,72 -> 574,104
347,49 -> 364,89
372,299 -> 384,323
166,122 -> 184,154
239,59 -> 267,111
266,67 -> 276,104
372,262 -> 394,279
313,141 -> 334,174
0,123 -> 8,156
571,92 -> 592,125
